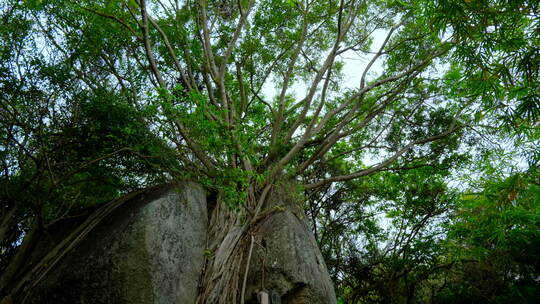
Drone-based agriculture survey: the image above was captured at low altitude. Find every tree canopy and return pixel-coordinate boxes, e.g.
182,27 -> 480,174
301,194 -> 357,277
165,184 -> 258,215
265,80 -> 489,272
1,0 -> 539,302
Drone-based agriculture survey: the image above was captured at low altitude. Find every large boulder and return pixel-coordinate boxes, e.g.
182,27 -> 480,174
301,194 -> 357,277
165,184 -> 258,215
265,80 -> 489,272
27,182 -> 207,304
244,190 -> 337,304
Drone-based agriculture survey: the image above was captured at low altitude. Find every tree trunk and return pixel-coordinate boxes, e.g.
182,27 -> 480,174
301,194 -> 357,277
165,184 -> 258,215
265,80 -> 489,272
197,193 -> 250,303
197,185 -> 336,304
0,224 -> 41,296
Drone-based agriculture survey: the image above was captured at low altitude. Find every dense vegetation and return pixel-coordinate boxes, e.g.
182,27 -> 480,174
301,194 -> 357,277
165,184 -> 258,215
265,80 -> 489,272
1,0 -> 538,302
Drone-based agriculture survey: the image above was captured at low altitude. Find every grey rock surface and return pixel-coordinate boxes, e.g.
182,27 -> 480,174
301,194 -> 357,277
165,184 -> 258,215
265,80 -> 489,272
28,182 -> 207,304
245,191 -> 337,304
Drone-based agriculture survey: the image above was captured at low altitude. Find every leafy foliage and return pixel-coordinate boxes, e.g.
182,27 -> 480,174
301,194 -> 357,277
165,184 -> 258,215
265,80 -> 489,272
0,0 -> 538,302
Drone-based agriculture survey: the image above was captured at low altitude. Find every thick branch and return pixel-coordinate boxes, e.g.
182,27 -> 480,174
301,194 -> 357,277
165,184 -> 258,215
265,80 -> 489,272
270,10 -> 309,146
304,122 -> 461,189
220,0 -> 255,79
299,71 -> 420,172
139,0 -> 165,87
360,20 -> 403,89
146,15 -> 191,90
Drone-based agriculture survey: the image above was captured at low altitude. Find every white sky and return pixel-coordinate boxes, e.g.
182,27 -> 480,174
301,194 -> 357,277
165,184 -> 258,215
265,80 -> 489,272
261,29 -> 389,101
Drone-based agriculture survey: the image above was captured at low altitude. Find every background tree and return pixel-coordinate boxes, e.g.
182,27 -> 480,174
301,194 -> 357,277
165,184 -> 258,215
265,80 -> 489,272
0,0 -> 538,303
